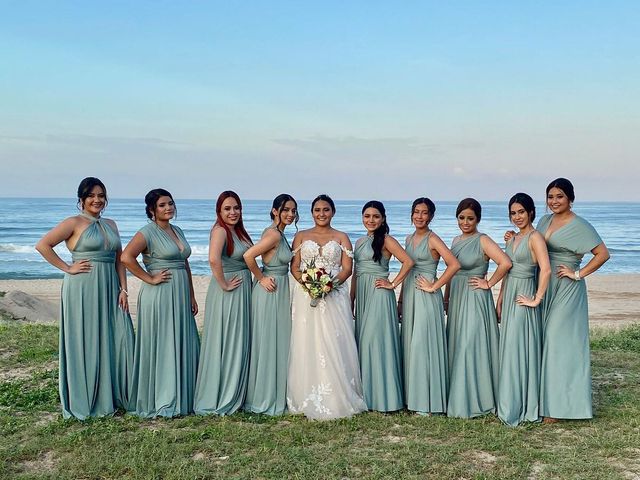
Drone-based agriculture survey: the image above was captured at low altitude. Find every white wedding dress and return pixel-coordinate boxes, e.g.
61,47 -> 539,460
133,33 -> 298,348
287,240 -> 367,420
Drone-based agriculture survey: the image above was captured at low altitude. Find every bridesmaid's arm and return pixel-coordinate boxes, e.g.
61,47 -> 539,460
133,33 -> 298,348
396,234 -> 411,317
209,226 -> 241,292
109,220 -> 129,312
121,232 -> 168,285
517,232 -> 551,308
376,235 -> 414,290
350,264 -> 357,314
469,235 -> 512,290
35,217 -> 92,275
557,242 -> 610,280
416,233 -> 461,293
496,276 -> 506,321
336,233 -> 353,285
185,259 -> 198,315
243,229 -> 280,292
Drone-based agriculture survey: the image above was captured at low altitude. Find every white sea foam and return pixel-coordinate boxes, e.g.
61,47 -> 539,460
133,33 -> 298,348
0,243 -> 37,254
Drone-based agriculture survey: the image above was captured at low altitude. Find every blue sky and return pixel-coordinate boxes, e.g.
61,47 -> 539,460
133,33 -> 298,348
1,1 -> 638,200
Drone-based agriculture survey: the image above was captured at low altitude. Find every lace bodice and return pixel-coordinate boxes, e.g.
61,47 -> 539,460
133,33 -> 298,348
298,240 -> 352,276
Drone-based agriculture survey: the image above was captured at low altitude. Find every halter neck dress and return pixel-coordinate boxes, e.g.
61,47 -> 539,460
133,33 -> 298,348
447,233 -> 500,418
354,235 -> 403,412
402,232 -> 448,414
497,232 -> 542,426
60,213 -> 135,419
244,227 -> 292,415
195,232 -> 252,416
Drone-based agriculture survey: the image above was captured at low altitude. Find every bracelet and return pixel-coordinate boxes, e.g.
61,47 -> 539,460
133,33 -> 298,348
574,270 -> 581,281
119,287 -> 128,296
391,281 -> 396,289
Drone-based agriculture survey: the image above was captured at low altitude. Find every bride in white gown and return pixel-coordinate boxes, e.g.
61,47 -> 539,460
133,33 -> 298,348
287,195 -> 367,420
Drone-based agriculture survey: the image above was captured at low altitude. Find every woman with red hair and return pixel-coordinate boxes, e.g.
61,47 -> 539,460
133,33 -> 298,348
194,191 -> 253,415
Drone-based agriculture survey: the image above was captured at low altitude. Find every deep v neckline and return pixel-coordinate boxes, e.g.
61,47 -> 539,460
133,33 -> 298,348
511,231 -> 531,254
409,232 -> 430,251
155,222 -> 185,253
543,214 -> 576,242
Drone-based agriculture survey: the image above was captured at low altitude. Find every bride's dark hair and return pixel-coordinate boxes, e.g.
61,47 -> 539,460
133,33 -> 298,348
311,194 -> 336,213
362,200 -> 389,263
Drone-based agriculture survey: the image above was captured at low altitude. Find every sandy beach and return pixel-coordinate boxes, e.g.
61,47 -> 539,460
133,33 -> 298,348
1,274 -> 638,330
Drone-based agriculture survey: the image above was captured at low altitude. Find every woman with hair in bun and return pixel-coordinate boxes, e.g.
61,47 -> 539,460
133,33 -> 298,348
536,178 -> 609,421
351,200 -> 414,412
194,190 -> 253,416
496,193 -> 551,426
242,194 -> 298,415
445,198 -> 512,418
122,189 -> 200,418
400,197 -> 460,415
36,177 -> 135,419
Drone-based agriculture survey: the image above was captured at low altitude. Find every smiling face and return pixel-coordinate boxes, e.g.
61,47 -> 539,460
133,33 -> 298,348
81,185 -> 106,217
411,202 -> 431,230
457,208 -> 479,235
274,200 -> 297,227
509,202 -> 532,230
362,207 -> 383,234
153,196 -> 175,222
547,187 -> 571,214
312,200 -> 334,227
219,197 -> 241,226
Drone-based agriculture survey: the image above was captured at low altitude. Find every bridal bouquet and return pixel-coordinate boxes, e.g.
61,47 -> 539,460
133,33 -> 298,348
300,259 -> 338,307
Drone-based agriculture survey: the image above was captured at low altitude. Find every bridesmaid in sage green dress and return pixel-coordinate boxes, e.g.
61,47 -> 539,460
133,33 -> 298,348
195,191 -> 253,416
537,178 -> 609,421
242,194 -> 298,415
351,201 -> 413,412
401,197 -> 460,415
122,189 -> 200,418
37,177 -> 134,419
445,198 -> 512,418
496,193 -> 551,426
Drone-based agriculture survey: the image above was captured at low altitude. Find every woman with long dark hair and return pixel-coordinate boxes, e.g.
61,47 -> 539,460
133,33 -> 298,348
445,198 -> 512,418
496,193 -> 551,426
242,194 -> 298,415
400,197 -> 460,415
194,190 -> 253,416
288,194 -> 367,420
36,177 -> 135,419
351,200 -> 414,412
121,188 -> 200,418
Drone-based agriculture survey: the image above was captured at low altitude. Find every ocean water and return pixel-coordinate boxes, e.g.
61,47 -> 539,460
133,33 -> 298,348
0,198 -> 638,279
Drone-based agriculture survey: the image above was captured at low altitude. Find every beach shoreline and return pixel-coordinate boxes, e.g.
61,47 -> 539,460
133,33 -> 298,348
1,273 -> 638,330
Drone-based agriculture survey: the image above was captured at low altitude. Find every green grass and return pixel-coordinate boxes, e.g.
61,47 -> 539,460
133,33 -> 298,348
1,323 -> 639,479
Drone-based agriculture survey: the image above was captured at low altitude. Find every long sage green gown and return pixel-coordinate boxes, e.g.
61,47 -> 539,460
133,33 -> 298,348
497,232 -> 542,426
243,228 -> 292,415
195,233 -> 252,415
60,213 -> 135,419
402,232 -> 448,414
131,222 -> 200,418
354,236 -> 403,412
447,233 -> 500,418
537,214 -> 603,419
